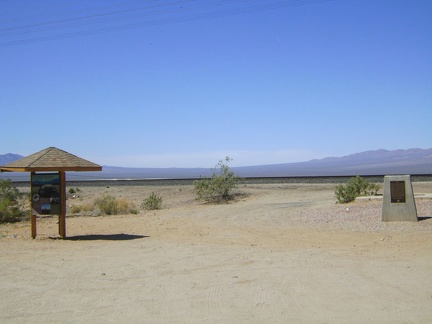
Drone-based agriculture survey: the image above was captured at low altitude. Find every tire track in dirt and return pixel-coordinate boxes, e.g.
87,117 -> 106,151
8,260 -> 82,322
207,276 -> 225,315
253,274 -> 273,315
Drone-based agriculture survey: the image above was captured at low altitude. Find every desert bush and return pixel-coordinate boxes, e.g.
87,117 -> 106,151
194,157 -> 241,203
117,197 -> 137,214
0,197 -> 21,223
94,195 -> 137,215
0,179 -> 19,200
335,175 -> 380,203
69,203 -> 96,215
68,187 -> 80,196
141,192 -> 163,210
70,204 -> 82,214
0,179 -> 28,223
94,195 -> 118,215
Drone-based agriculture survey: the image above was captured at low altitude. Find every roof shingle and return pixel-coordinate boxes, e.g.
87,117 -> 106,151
0,147 -> 102,172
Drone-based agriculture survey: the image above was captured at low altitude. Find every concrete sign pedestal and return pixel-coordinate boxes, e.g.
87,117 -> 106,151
382,175 -> 417,222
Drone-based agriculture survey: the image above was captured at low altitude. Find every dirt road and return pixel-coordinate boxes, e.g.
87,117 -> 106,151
1,183 -> 431,323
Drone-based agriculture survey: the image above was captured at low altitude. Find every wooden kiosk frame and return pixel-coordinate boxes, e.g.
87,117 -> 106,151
0,147 -> 102,238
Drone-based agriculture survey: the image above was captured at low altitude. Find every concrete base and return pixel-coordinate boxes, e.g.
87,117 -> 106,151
382,175 -> 417,222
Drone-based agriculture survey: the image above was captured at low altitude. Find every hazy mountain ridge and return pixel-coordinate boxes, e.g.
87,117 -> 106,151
1,148 -> 431,180
311,148 -> 431,163
0,153 -> 24,165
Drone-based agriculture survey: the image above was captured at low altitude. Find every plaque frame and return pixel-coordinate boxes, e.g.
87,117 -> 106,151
390,180 -> 406,203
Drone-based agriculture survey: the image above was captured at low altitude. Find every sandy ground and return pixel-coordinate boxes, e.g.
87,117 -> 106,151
1,182 -> 432,323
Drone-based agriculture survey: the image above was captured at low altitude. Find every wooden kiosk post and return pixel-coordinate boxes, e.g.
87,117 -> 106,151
59,171 -> 66,238
30,172 -> 37,239
0,147 -> 102,239
31,214 -> 37,239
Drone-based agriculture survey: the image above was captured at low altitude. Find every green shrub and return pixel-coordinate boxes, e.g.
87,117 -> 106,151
194,157 -> 241,203
68,187 -> 76,194
141,192 -> 163,210
0,197 -> 21,223
0,179 -> 20,200
335,176 -> 380,203
0,179 -> 27,223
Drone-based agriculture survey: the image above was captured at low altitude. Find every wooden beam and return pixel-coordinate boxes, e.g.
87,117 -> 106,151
31,215 -> 36,239
0,167 -> 28,172
30,172 -> 37,239
1,166 -> 102,172
59,171 -> 66,238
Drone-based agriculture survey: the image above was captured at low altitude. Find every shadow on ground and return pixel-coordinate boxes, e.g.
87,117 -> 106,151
418,216 -> 432,222
57,234 -> 149,241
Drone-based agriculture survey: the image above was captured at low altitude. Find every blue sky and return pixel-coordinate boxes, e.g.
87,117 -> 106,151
1,0 -> 431,168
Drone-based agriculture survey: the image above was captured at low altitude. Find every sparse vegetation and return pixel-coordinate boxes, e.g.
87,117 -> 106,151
117,197 -> 137,214
335,175 -> 380,203
68,187 -> 80,196
141,192 -> 163,210
69,204 -> 82,214
94,195 -> 136,215
0,179 -> 29,223
69,203 -> 94,215
95,195 -> 117,215
194,157 -> 241,203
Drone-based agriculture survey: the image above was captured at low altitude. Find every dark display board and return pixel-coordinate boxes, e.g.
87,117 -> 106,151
390,181 -> 406,203
31,173 -> 61,215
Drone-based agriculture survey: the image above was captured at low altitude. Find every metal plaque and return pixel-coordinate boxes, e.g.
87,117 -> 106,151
390,181 -> 406,203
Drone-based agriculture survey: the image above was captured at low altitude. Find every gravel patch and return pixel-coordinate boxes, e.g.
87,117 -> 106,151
299,199 -> 432,232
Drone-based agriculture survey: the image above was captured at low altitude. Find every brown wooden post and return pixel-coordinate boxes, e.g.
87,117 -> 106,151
31,214 -> 37,239
30,172 -> 37,239
59,171 -> 66,238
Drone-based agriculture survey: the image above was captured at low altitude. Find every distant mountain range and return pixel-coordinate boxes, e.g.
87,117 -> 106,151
0,153 -> 23,165
1,148 -> 431,181
235,148 -> 432,177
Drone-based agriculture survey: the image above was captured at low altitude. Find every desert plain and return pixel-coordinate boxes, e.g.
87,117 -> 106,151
1,181 -> 432,323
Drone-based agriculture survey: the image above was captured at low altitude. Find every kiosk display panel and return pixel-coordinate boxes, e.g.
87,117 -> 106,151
31,173 -> 61,215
